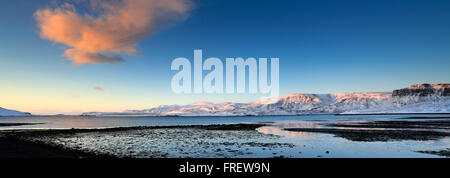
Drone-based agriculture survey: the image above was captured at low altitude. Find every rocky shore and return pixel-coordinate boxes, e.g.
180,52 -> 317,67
0,123 -> 293,158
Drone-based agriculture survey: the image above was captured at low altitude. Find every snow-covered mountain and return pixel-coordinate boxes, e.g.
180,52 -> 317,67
244,92 -> 394,115
0,107 -> 31,116
342,99 -> 450,114
344,83 -> 450,114
83,83 -> 450,116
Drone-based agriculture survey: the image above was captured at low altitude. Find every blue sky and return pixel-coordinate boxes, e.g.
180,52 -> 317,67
0,0 -> 449,114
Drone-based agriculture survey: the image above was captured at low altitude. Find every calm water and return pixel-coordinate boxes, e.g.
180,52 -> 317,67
1,114 -> 449,158
2,114 -> 449,130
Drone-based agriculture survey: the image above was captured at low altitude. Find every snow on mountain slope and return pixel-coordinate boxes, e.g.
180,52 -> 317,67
126,102 -> 250,116
84,92 -> 411,116
82,83 -> 450,116
342,98 -> 450,114
239,92 -> 393,115
0,107 -> 31,116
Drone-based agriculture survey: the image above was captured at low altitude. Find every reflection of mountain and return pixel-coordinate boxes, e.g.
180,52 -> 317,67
0,107 -> 31,116
258,121 -> 325,138
258,126 -> 316,138
83,83 -> 450,116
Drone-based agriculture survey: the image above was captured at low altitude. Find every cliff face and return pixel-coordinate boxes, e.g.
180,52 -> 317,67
392,83 -> 449,97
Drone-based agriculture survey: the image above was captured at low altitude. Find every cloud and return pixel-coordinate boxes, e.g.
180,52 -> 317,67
35,0 -> 192,65
93,86 -> 103,91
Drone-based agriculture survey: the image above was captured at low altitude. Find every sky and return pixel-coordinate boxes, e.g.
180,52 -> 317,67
0,0 -> 449,114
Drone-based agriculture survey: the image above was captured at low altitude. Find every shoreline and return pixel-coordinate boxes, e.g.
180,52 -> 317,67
2,112 -> 450,118
0,137 -> 113,158
0,123 -> 272,158
335,113 -> 450,116
0,123 -> 43,127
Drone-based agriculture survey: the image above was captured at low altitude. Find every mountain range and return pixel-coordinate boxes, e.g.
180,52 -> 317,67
82,83 -> 450,116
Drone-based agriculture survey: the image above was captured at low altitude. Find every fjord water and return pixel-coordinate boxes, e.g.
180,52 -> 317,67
1,114 -> 448,130
1,114 -> 449,158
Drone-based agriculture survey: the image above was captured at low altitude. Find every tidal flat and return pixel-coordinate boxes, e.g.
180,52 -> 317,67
2,123 -> 296,158
0,115 -> 449,158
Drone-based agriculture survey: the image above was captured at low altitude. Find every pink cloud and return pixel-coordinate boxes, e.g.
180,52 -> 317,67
93,86 -> 103,91
35,0 -> 192,65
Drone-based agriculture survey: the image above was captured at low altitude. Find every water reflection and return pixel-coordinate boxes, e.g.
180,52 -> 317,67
258,126 -> 314,137
258,121 -> 324,138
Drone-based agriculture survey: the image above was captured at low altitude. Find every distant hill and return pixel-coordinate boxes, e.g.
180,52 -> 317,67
0,107 -> 31,116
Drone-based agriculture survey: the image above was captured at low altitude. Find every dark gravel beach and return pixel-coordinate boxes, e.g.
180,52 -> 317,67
0,137 -> 99,158
0,123 -> 43,127
326,120 -> 450,129
417,148 -> 450,157
0,123 -> 277,158
284,128 -> 450,142
285,117 -> 450,142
